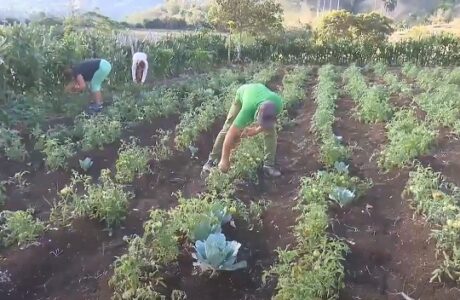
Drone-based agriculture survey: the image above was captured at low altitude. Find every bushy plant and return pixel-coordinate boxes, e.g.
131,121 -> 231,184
78,114 -> 122,151
0,127 -> 27,162
0,210 -> 45,248
315,11 -> 394,45
42,138 -> 76,171
115,139 -> 152,184
380,109 -> 436,169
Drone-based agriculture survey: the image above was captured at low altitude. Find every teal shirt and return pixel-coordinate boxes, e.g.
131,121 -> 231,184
233,83 -> 283,128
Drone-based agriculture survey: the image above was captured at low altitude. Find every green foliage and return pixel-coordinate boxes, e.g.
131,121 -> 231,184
111,194 -> 255,298
115,139 -> 152,184
0,127 -> 27,162
0,210 -> 45,248
55,170 -> 134,228
404,165 -> 460,283
315,11 -> 394,45
343,65 -> 393,123
83,169 -> 134,228
209,0 -> 284,37
380,109 -> 436,169
42,138 -> 76,171
152,129 -> 173,161
77,114 -> 122,151
206,135 -> 265,196
251,63 -> 280,85
312,65 -> 349,167
110,236 -> 166,300
0,182 -> 6,207
281,66 -> 311,109
415,68 -> 460,129
267,169 -> 369,299
355,86 -> 393,123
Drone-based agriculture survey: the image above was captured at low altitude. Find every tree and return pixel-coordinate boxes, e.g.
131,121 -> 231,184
382,0 -> 397,12
208,0 -> 283,61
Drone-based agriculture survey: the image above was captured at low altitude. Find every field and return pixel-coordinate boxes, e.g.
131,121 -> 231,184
2,60 -> 460,300
4,22 -> 460,299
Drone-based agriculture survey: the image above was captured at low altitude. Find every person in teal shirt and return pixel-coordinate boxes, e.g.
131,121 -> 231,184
202,83 -> 283,177
64,59 -> 112,114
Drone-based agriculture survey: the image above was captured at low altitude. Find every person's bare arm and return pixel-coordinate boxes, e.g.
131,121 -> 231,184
241,125 -> 264,138
74,74 -> 86,92
219,125 -> 243,172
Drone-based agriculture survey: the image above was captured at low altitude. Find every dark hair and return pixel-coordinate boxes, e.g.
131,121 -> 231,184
138,60 -> 146,68
63,66 -> 74,81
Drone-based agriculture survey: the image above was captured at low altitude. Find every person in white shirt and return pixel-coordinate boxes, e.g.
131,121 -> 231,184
132,52 -> 148,84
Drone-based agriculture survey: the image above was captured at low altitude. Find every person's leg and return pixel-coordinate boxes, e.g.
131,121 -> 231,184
204,101 -> 241,170
90,60 -> 112,106
263,127 -> 281,177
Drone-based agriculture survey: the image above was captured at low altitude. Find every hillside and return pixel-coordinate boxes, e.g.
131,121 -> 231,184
0,0 -> 163,20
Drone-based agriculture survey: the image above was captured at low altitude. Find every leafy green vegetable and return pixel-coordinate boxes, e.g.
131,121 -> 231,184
192,233 -> 247,273
329,187 -> 355,207
79,157 -> 93,172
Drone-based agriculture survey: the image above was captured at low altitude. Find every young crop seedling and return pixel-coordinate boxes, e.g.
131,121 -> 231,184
78,114 -> 122,151
83,169 -> 135,228
42,137 -> 76,171
115,139 -> 152,184
0,210 -> 45,248
79,157 -> 93,172
403,165 -> 460,283
266,167 -> 368,299
111,194 -> 255,298
152,129 -> 173,161
0,127 -> 28,162
379,109 -> 436,170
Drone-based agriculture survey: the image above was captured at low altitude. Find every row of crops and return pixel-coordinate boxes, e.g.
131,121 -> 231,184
340,63 -> 460,288
0,64 -> 266,245
4,23 -> 460,129
0,60 -> 332,299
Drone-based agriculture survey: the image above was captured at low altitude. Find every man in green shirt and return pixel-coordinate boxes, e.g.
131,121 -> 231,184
202,83 -> 283,177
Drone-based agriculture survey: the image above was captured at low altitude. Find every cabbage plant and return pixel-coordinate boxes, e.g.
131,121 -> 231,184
192,233 -> 247,274
329,187 -> 355,207
79,157 -> 93,172
334,161 -> 349,174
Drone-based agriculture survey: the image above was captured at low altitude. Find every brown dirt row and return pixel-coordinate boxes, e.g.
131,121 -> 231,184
334,86 -> 460,299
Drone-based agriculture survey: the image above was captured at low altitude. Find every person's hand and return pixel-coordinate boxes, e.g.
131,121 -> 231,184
241,126 -> 262,138
218,159 -> 230,173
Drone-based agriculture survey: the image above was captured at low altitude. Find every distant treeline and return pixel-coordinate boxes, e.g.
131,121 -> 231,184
1,15 -> 205,30
123,17 -> 208,30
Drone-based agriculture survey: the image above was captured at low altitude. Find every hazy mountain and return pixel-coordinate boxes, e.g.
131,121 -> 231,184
0,0 -> 164,20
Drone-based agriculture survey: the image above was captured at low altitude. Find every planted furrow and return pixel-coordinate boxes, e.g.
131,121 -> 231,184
268,65 -> 369,299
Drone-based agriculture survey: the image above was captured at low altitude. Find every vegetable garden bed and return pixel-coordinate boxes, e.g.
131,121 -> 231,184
2,64 -> 460,300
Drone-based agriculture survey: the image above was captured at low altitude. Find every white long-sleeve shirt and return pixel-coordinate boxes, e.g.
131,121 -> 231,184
132,52 -> 148,83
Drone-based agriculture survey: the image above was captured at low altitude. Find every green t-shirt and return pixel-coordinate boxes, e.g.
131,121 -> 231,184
233,83 -> 283,128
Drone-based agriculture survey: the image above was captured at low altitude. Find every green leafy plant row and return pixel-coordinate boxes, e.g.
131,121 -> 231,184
0,209 -> 45,248
403,165 -> 460,283
343,64 -> 393,124
379,109 -> 436,170
267,167 -> 369,300
372,62 -> 412,96
311,64 -> 349,167
110,194 -> 260,299
52,169 -> 134,229
411,67 -> 460,131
